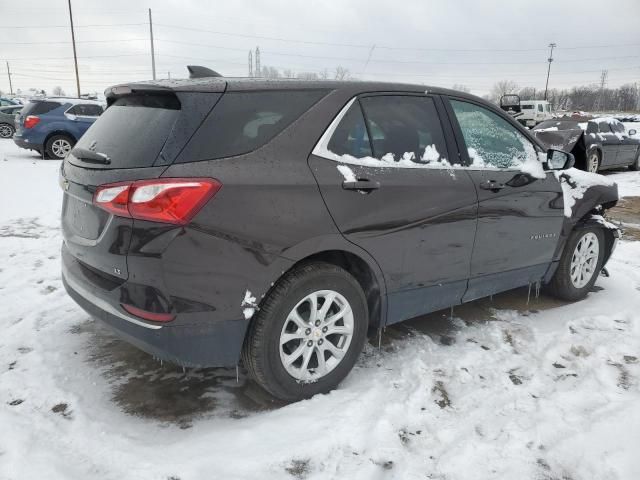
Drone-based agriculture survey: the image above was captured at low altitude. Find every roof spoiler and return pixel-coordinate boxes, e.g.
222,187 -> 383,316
187,65 -> 222,79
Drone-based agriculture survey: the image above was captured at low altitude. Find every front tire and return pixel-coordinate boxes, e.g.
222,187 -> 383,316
45,134 -> 74,159
630,151 -> 640,171
242,262 -> 368,402
0,123 -> 14,138
548,227 -> 604,301
586,150 -> 600,173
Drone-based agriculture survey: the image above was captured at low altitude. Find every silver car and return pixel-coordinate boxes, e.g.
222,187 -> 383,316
0,105 -> 23,139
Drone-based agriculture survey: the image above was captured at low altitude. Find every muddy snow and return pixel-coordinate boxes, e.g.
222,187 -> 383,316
1,140 -> 639,480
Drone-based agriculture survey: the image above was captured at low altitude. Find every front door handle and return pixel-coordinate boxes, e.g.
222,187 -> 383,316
342,179 -> 380,192
479,180 -> 506,192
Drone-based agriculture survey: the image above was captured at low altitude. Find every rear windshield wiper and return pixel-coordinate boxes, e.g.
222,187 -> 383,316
71,147 -> 111,165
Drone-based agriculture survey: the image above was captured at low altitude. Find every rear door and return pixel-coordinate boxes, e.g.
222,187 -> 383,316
612,120 -> 639,165
597,121 -> 621,167
444,97 -> 565,301
309,93 -> 478,324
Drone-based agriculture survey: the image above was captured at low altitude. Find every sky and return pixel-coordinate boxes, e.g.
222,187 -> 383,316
1,0 -> 639,98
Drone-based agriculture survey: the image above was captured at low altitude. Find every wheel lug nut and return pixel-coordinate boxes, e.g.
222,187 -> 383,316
315,320 -> 321,327
305,328 -> 311,336
307,340 -> 313,347
322,326 -> 328,333
318,339 -> 323,345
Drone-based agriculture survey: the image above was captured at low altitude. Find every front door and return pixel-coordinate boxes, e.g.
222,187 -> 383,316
612,120 -> 639,165
309,94 -> 478,324
444,97 -> 565,301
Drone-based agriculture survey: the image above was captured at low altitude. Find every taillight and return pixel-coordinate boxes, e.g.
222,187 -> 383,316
93,178 -> 221,225
24,115 -> 40,129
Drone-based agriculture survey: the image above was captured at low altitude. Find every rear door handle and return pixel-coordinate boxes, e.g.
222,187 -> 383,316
342,179 -> 380,192
479,180 -> 506,192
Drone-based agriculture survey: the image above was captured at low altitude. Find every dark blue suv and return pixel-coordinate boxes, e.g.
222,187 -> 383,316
14,98 -> 104,159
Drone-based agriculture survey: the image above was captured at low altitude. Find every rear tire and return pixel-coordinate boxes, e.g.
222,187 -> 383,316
45,134 -> 74,159
548,227 -> 604,301
242,262 -> 368,402
0,123 -> 14,139
586,150 -> 601,173
629,151 -> 640,171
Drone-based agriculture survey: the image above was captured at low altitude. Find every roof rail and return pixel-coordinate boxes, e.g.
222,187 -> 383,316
187,65 -> 222,79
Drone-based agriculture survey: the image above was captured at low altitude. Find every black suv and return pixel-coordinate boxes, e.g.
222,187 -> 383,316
61,77 -> 619,402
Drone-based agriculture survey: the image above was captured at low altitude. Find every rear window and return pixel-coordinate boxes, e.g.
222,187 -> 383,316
69,94 -> 180,169
22,101 -> 61,116
177,90 -> 327,162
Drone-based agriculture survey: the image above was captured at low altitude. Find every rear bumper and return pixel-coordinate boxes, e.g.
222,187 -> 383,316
62,244 -> 250,367
13,135 -> 42,151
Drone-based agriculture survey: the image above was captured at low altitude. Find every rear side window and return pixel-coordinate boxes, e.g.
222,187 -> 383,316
69,94 -> 180,169
22,101 -> 61,116
599,123 -> 612,134
68,104 -> 103,116
521,105 -> 534,110
538,104 -> 544,112
359,95 -> 448,162
178,90 -> 327,162
326,103 -> 372,158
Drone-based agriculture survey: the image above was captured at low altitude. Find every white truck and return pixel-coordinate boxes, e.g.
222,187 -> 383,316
518,100 -> 553,128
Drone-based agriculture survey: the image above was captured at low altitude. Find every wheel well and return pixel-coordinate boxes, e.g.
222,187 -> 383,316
44,130 -> 76,148
291,250 -> 383,330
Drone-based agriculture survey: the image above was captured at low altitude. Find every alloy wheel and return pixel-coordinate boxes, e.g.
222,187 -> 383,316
587,153 -> 599,173
0,124 -> 13,138
51,139 -> 72,158
570,232 -> 599,288
279,290 -> 354,383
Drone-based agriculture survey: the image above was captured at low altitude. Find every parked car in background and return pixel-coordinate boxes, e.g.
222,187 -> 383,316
533,117 -> 640,172
0,96 -> 20,106
13,97 -> 104,159
61,76 -> 619,402
0,105 -> 22,138
518,100 -> 553,128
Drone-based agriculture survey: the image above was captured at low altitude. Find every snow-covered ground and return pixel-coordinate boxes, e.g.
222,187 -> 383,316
1,139 -> 640,480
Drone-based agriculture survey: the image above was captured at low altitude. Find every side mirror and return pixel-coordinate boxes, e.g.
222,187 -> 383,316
546,149 -> 575,170
629,129 -> 637,136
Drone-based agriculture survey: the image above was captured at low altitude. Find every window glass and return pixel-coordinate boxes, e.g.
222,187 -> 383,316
611,121 -> 625,134
21,101 -> 60,116
599,123 -> 612,134
538,104 -> 544,112
450,99 -> 537,169
521,104 -> 534,110
179,90 -> 327,162
546,104 -> 551,112
359,95 -> 448,163
77,104 -> 103,116
70,94 -> 180,169
326,103 -> 372,158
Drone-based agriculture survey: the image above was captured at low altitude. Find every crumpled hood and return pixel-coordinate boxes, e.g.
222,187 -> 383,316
554,168 -> 618,220
533,128 -> 584,152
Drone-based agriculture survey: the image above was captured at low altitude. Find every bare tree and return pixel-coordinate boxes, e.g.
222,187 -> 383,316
282,69 -> 294,79
260,66 -> 281,79
52,86 -> 65,96
297,72 -> 320,80
490,80 -> 519,103
334,66 -> 351,81
451,84 -> 470,93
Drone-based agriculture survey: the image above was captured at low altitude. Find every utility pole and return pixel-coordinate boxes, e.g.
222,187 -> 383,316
148,8 -> 156,80
255,46 -> 261,77
167,71 -> 171,80
248,50 -> 253,77
6,62 -> 13,95
544,42 -> 556,101
597,69 -> 608,111
67,0 -> 81,97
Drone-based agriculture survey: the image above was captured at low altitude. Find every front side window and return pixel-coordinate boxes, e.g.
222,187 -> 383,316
358,95 -> 448,163
450,99 -> 537,169
538,104 -> 544,112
